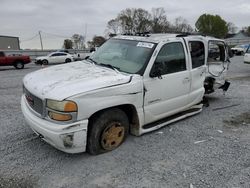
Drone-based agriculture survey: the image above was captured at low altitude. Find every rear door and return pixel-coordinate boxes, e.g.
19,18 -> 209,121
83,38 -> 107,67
207,40 -> 229,77
185,39 -> 206,102
49,53 -> 61,63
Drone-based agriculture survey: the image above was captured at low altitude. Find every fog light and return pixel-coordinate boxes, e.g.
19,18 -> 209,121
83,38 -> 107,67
59,134 -> 74,148
48,111 -> 72,121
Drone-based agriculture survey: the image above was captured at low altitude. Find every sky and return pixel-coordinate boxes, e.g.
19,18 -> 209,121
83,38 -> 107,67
1,0 -> 250,49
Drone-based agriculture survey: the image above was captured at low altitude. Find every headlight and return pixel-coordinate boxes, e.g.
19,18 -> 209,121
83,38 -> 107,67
46,99 -> 77,112
46,99 -> 78,122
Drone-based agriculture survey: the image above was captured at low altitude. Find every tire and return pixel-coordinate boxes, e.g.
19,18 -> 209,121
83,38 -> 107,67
65,58 -> 72,63
14,61 -> 24,69
42,59 -> 48,65
87,108 -> 129,155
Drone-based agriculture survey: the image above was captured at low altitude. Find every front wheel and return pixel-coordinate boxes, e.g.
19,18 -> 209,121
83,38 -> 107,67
87,108 -> 129,155
14,61 -> 24,69
65,58 -> 72,63
42,59 -> 48,65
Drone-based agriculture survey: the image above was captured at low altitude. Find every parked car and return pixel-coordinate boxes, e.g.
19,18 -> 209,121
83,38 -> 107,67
34,52 -> 74,65
0,51 -> 31,69
21,33 -> 231,154
244,45 -> 250,64
231,44 -> 249,55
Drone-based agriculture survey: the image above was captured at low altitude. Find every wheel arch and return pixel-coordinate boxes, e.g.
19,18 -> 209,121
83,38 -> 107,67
88,104 -> 140,136
14,59 -> 24,64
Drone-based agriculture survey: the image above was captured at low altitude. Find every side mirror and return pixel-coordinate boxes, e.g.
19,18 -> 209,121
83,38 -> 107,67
150,62 -> 164,79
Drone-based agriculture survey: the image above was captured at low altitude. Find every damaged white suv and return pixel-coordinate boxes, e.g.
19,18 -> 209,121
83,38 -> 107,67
21,33 -> 231,154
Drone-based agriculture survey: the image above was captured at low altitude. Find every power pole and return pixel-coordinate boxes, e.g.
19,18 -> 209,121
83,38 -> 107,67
38,31 -> 43,50
84,23 -> 88,45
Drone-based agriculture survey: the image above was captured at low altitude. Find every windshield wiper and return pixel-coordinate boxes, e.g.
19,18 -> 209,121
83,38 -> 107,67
86,57 -> 97,64
98,63 -> 120,72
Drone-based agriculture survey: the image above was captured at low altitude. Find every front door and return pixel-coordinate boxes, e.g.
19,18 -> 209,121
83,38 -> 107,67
143,41 -> 191,124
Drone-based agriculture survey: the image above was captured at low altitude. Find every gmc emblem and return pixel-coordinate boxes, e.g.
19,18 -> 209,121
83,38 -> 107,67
25,95 -> 34,106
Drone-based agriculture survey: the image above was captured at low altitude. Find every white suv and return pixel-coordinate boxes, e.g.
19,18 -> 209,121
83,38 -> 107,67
21,33 -> 230,154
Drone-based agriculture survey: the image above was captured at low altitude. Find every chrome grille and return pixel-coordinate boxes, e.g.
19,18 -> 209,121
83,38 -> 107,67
23,87 -> 43,115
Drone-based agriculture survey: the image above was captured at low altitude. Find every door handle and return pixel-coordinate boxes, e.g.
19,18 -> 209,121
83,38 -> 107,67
183,77 -> 190,83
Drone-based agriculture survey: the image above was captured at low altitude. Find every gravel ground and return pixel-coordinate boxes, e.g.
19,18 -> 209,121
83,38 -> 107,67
0,57 -> 249,188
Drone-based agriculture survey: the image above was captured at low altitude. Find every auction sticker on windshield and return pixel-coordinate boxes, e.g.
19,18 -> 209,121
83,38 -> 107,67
137,42 -> 154,48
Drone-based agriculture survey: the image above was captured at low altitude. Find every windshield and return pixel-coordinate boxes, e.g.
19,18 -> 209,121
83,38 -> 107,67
90,38 -> 156,74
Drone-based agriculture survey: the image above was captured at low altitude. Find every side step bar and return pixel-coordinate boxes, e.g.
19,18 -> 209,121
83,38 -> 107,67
141,104 -> 203,134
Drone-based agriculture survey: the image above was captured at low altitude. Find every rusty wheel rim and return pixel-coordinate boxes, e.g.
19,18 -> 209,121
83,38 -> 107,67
101,122 -> 125,150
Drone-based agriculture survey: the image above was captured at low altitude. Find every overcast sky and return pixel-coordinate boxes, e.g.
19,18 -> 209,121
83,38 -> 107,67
1,0 -> 249,49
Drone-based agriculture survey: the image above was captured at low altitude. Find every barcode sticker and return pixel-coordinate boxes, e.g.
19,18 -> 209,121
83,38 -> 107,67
137,42 -> 154,48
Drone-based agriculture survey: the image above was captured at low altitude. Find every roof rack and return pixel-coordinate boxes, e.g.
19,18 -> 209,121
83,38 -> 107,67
176,32 -> 207,37
122,32 -> 151,37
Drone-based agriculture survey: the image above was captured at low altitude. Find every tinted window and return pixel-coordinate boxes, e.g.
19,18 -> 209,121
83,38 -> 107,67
153,42 -> 186,75
189,41 -> 205,68
51,53 -> 60,57
246,46 -> 250,53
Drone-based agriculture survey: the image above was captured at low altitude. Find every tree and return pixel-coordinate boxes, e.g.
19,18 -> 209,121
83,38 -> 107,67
151,7 -> 170,33
63,39 -> 73,49
172,17 -> 193,33
227,22 -> 237,34
195,14 -> 228,38
72,34 -> 85,49
117,8 -> 151,33
107,19 -> 120,35
88,36 -> 106,48
133,8 -> 152,33
242,26 -> 250,35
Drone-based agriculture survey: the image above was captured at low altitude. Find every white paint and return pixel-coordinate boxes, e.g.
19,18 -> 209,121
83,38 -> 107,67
21,34 -> 230,153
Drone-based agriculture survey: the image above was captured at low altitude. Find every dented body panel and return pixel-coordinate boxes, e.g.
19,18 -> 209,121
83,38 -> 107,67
21,34 -> 230,153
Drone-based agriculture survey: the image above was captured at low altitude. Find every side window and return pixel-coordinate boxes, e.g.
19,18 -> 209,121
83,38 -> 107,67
247,46 -> 250,53
208,41 -> 226,63
0,52 -> 4,57
153,42 -> 186,75
189,41 -> 205,69
51,53 -> 60,57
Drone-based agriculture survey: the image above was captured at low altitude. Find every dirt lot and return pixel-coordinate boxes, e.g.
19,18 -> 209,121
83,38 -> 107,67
0,57 -> 249,188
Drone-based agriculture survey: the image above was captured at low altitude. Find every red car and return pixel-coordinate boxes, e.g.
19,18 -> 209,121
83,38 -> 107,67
0,51 -> 31,69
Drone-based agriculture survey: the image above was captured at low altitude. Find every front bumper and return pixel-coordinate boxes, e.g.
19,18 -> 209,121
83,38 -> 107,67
34,59 -> 42,65
21,95 -> 88,153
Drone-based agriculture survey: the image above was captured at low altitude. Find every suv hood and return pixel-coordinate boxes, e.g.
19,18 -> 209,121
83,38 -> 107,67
23,61 -> 131,100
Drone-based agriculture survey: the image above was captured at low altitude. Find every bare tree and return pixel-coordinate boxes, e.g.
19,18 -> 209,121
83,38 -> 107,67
106,7 -> 194,35
117,8 -> 151,33
133,8 -> 152,33
107,19 -> 120,34
151,7 -> 170,33
72,34 -> 85,49
63,39 -> 73,49
118,8 -> 134,33
172,17 -> 193,33
227,22 -> 238,34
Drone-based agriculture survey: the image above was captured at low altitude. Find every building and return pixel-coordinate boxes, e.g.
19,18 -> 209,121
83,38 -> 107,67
225,32 -> 250,46
0,35 -> 20,50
